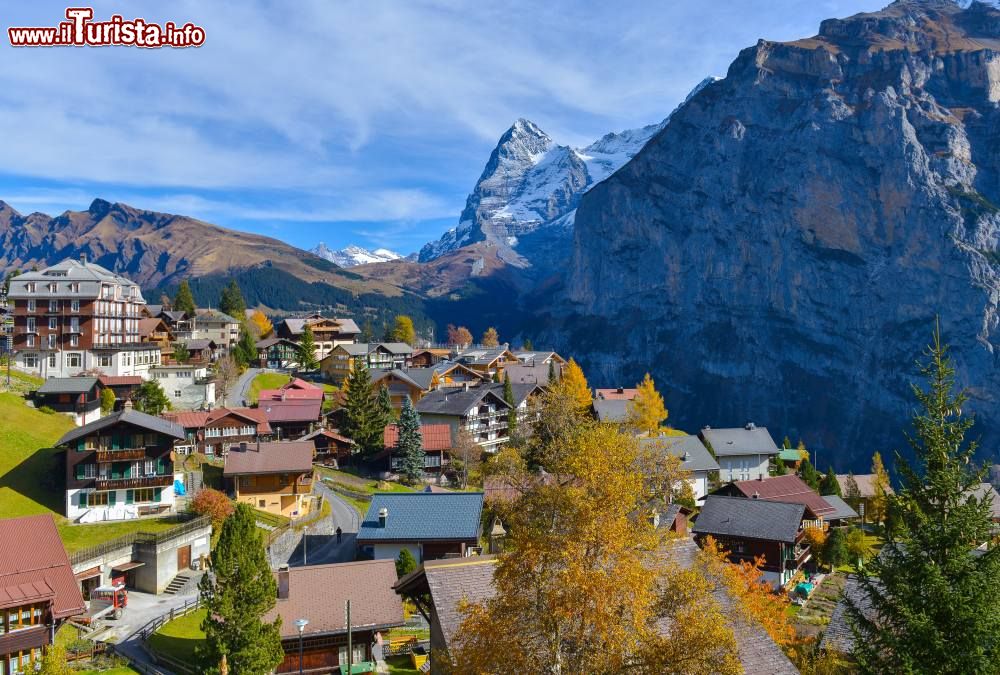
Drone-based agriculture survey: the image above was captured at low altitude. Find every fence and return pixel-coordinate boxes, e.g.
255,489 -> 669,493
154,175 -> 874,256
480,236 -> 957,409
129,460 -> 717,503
69,514 -> 211,566
129,596 -> 202,643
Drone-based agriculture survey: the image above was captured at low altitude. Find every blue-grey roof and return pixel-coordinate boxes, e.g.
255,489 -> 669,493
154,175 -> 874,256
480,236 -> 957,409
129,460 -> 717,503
822,494 -> 859,521
693,495 -> 805,543
700,425 -> 780,457
56,409 -> 185,446
356,493 -> 484,543
592,398 -> 628,423
415,387 -> 510,417
639,434 -> 720,473
37,377 -> 101,395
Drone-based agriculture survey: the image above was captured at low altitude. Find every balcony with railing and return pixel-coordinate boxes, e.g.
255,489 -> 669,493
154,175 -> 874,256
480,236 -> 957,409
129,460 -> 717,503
95,474 -> 173,491
95,448 -> 148,463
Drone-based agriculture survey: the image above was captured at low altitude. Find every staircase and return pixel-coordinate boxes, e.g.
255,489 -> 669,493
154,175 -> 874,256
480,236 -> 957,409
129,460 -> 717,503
163,574 -> 191,595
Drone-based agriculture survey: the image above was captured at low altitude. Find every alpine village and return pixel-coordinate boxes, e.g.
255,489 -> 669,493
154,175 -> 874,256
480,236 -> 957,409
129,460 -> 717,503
6,1 -> 1000,675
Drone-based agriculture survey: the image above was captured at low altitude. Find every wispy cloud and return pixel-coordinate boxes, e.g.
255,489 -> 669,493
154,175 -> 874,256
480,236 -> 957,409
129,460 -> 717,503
0,0 -> 884,250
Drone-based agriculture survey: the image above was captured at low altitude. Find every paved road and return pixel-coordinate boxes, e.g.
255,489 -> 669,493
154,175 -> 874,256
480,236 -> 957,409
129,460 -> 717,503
226,367 -> 262,407
287,481 -> 360,566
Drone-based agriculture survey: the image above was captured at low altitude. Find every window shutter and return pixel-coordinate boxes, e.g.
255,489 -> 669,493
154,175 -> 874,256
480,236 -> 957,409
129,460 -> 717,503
111,464 -> 120,480
112,435 -> 119,450
75,464 -> 84,480
77,439 -> 85,452
108,491 -> 117,506
153,487 -> 162,503
125,490 -> 134,505
156,457 -> 164,475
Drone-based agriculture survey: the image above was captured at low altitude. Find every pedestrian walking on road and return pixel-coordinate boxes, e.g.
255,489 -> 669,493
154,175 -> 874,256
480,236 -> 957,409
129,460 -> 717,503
336,526 -> 342,543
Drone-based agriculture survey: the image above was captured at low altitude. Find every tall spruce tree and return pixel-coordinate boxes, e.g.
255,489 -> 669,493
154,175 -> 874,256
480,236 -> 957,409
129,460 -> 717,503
847,327 -> 1000,673
174,280 -> 197,315
819,466 -> 842,496
547,359 -> 557,384
502,372 -> 517,435
234,329 -> 257,368
798,457 -> 821,491
343,359 -> 381,457
397,396 -> 424,485
218,280 -> 246,321
198,503 -> 283,674
376,385 -> 394,428
296,325 -> 319,371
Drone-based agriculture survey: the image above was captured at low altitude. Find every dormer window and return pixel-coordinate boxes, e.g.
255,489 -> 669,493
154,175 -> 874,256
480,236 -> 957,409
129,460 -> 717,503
26,282 -> 35,293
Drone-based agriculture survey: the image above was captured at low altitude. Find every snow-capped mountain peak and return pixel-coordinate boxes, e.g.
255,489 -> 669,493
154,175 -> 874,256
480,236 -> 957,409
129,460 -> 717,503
309,242 -> 403,267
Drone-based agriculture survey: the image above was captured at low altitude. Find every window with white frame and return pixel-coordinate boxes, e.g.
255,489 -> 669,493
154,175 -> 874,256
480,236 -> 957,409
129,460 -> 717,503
48,300 -> 58,312
48,317 -> 57,330
26,317 -> 35,332
71,299 -> 80,312
26,299 -> 36,312
48,354 -> 56,368
47,335 -> 56,349
99,355 -> 112,368
67,353 -> 81,368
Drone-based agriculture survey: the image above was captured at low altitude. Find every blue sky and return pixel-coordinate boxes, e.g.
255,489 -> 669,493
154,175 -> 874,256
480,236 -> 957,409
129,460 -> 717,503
0,0 -> 883,255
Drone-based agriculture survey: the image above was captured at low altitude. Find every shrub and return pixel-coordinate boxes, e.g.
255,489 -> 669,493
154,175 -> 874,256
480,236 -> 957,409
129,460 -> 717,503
190,488 -> 234,527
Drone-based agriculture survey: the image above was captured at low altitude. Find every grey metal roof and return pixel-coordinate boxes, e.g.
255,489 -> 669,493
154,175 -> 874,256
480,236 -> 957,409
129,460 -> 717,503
195,309 -> 239,324
456,345 -> 512,365
282,316 -> 360,336
37,377 -> 101,395
184,339 -> 217,351
375,342 -> 414,355
415,386 -> 511,417
356,492 -> 484,543
822,494 -> 860,521
700,425 -> 780,457
693,495 -> 805,543
592,398 -> 628,423
820,576 -> 872,655
486,382 -> 544,407
639,434 -> 720,473
56,409 -> 185,446
7,258 -> 145,303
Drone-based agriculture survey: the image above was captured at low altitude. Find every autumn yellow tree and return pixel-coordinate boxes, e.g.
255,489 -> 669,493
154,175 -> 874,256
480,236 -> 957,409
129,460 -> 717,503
627,372 -> 669,435
446,324 -> 473,347
869,451 -> 890,524
561,358 -> 592,412
450,424 -> 741,674
481,326 -> 499,347
248,310 -> 273,339
390,315 -> 416,346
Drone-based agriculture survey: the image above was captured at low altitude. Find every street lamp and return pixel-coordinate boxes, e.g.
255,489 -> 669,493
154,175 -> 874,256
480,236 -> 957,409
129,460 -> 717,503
303,525 -> 309,565
295,618 -> 309,674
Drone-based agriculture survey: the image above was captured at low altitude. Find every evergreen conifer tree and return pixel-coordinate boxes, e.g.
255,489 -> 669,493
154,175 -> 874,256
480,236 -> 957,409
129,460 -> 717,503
798,457 -> 820,491
819,466 -> 842,496
174,280 -> 197,315
503,372 -> 517,435
219,280 -> 246,321
396,396 -> 424,485
847,327 -> 1000,673
198,503 -> 284,674
376,385 -> 394,427
234,329 -> 257,368
343,359 -> 380,457
296,325 -> 319,371
548,360 -> 556,384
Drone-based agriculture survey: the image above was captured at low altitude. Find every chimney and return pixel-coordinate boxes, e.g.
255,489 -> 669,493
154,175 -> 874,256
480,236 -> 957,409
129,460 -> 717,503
463,382 -> 470,392
617,387 -> 624,394
240,441 -> 247,452
80,253 -> 87,266
378,507 -> 388,528
745,422 -> 756,430
277,565 -> 290,599
650,510 -> 661,529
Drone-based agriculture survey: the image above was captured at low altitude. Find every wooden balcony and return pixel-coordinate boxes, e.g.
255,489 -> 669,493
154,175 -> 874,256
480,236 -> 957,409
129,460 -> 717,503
95,474 -> 172,491
95,448 -> 147,463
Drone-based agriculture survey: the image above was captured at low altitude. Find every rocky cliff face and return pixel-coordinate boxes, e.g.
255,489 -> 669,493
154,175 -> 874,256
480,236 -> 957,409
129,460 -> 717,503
557,0 -> 1000,468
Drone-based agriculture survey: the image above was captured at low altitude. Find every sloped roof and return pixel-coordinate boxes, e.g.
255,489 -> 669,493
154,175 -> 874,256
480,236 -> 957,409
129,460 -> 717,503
594,387 -> 638,400
700,425 -> 780,457
184,339 -> 217,351
383,423 -> 453,451
357,493 -> 484,543
300,428 -> 354,445
0,515 -> 86,618
835,474 -> 895,498
282,316 -> 360,336
195,308 -> 239,323
223,441 -> 314,476
37,376 -> 101,394
778,448 -> 803,462
260,399 -> 323,423
820,576 -> 872,655
455,346 -> 514,366
639,434 -> 720,473
7,258 -> 143,302
138,317 -> 169,337
593,398 -> 628,423
822,494 -> 860,521
162,407 -> 272,434
265,560 -> 404,639
415,386 -> 510,417
693,495 -> 806,544
256,337 -> 299,349
729,474 -> 834,518
485,382 -> 545,407
58,409 -> 185,446
97,375 -> 143,387
501,364 -> 554,385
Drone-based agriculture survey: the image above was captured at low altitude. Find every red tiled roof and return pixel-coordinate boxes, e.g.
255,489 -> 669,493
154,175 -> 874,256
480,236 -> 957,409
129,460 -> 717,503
223,441 -> 314,476
258,388 -> 324,402
0,515 -> 85,618
383,423 -> 453,451
732,474 -> 835,517
260,399 -> 323,423
286,378 -> 323,391
97,375 -> 143,387
162,407 -> 272,434
265,560 -> 404,639
594,388 -> 638,400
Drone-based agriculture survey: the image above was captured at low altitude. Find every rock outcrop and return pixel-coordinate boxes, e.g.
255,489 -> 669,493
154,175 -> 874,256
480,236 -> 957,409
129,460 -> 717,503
555,0 -> 1000,468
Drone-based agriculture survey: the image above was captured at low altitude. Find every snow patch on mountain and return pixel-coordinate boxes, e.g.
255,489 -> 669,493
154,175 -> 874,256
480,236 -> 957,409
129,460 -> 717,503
418,76 -> 721,265
310,242 -> 403,267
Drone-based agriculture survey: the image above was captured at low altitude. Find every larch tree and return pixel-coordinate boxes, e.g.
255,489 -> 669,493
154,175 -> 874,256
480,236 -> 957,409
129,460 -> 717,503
198,503 -> 284,675
390,315 -> 416,346
396,396 -> 425,485
481,326 -> 499,347
561,358 -> 592,412
296,325 -> 319,371
248,310 -> 273,339
174,279 -> 197,315
218,280 -> 246,321
626,372 -> 669,435
844,472 -> 863,512
547,359 -> 557,384
522,338 -> 534,350
847,327 -> 1000,673
100,387 -> 116,414
868,451 -> 890,524
451,424 -> 742,673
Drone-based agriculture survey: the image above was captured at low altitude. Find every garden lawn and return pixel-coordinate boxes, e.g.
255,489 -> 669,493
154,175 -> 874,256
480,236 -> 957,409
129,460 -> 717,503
386,656 -> 420,674
248,372 -> 292,404
0,392 -> 181,552
147,608 -> 207,666
76,668 -> 140,675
